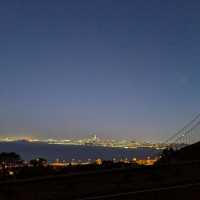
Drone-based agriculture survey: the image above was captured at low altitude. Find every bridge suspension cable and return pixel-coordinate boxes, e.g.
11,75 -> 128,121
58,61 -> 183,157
165,113 -> 200,145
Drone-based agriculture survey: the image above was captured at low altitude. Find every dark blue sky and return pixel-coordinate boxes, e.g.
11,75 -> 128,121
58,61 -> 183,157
1,0 -> 200,141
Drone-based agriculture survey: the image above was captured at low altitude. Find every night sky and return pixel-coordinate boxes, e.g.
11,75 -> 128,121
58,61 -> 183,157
1,0 -> 200,142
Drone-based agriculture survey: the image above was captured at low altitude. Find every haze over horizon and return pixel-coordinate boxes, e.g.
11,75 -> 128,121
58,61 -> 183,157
1,0 -> 200,142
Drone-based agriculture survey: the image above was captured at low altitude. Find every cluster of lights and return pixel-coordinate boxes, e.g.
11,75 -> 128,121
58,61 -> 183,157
0,135 -> 168,150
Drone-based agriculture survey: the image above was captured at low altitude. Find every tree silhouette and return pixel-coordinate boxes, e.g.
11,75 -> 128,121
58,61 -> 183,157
0,152 -> 21,164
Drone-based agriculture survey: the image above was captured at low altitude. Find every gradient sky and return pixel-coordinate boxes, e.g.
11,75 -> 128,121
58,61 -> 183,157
1,0 -> 200,142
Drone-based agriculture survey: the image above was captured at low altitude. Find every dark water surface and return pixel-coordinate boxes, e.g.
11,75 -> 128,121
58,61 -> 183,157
0,142 -> 161,161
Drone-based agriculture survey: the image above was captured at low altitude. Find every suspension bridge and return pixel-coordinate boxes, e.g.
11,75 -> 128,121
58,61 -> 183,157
165,113 -> 200,149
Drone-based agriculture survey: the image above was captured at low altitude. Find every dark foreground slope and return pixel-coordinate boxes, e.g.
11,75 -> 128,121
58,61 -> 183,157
173,141 -> 200,161
0,162 -> 200,200
1,143 -> 200,200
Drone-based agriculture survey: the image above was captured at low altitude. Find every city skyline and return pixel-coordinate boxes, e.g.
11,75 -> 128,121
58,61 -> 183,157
1,0 -> 200,142
0,133 -> 168,151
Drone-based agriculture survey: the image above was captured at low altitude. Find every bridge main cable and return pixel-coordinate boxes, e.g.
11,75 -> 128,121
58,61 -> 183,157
165,113 -> 200,144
